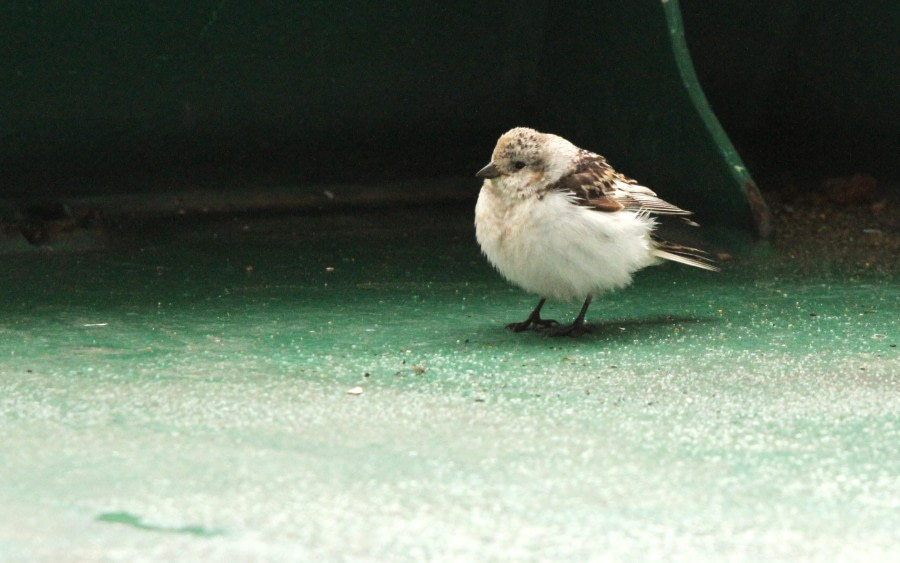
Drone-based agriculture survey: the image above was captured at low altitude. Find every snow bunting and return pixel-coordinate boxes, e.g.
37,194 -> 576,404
474,127 -> 718,336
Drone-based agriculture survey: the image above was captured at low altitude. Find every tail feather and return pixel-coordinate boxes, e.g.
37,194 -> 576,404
651,240 -> 720,272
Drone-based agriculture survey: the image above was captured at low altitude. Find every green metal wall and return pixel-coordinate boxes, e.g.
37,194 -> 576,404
5,3 -> 533,193
2,1 -> 896,203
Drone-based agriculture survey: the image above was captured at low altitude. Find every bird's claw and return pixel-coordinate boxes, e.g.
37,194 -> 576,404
505,321 -> 530,333
505,318 -> 559,333
544,322 -> 591,337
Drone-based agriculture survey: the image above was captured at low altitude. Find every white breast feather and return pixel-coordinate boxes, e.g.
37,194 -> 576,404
475,188 -> 656,301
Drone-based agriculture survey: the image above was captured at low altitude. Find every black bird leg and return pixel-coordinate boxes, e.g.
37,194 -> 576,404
506,298 -> 559,332
547,295 -> 593,337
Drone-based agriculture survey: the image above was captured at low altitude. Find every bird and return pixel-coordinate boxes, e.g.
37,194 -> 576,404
474,126 -> 718,337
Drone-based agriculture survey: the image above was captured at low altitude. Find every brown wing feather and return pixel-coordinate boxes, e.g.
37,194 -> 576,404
546,150 -> 693,216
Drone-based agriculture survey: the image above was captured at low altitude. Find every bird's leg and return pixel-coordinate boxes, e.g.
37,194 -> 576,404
506,298 -> 559,332
547,295 -> 593,337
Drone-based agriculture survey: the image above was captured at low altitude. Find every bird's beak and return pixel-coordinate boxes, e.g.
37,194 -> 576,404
475,162 -> 501,179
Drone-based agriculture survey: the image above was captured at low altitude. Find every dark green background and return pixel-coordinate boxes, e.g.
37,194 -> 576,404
681,1 -> 900,182
2,1 -> 897,198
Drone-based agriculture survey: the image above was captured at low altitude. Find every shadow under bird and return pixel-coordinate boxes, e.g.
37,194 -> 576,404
474,127 -> 718,337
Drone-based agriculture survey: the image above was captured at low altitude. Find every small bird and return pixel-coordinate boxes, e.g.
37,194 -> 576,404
474,127 -> 718,336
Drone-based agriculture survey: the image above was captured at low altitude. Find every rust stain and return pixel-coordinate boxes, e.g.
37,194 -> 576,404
743,181 -> 773,239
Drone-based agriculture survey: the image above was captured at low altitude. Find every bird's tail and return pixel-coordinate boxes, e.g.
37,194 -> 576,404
651,238 -> 720,272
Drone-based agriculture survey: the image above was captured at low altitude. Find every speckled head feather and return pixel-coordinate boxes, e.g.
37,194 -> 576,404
491,127 -> 544,170
482,127 -> 582,196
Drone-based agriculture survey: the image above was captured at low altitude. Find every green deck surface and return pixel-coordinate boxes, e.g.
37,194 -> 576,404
1,204 -> 897,560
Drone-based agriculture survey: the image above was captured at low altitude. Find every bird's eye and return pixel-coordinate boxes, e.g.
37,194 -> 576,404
513,161 -> 526,170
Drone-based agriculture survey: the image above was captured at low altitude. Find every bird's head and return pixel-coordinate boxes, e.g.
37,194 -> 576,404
476,127 -> 579,196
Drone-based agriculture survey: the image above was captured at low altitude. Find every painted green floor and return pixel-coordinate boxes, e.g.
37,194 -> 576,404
1,203 -> 897,560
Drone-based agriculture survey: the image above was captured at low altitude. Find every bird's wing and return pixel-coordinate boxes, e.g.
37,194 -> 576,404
547,150 -> 693,216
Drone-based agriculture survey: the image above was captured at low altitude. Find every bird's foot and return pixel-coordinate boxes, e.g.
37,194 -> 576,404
545,320 -> 591,337
506,317 -> 559,333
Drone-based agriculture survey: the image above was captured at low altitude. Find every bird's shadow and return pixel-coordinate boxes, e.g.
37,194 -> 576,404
466,314 -> 721,345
